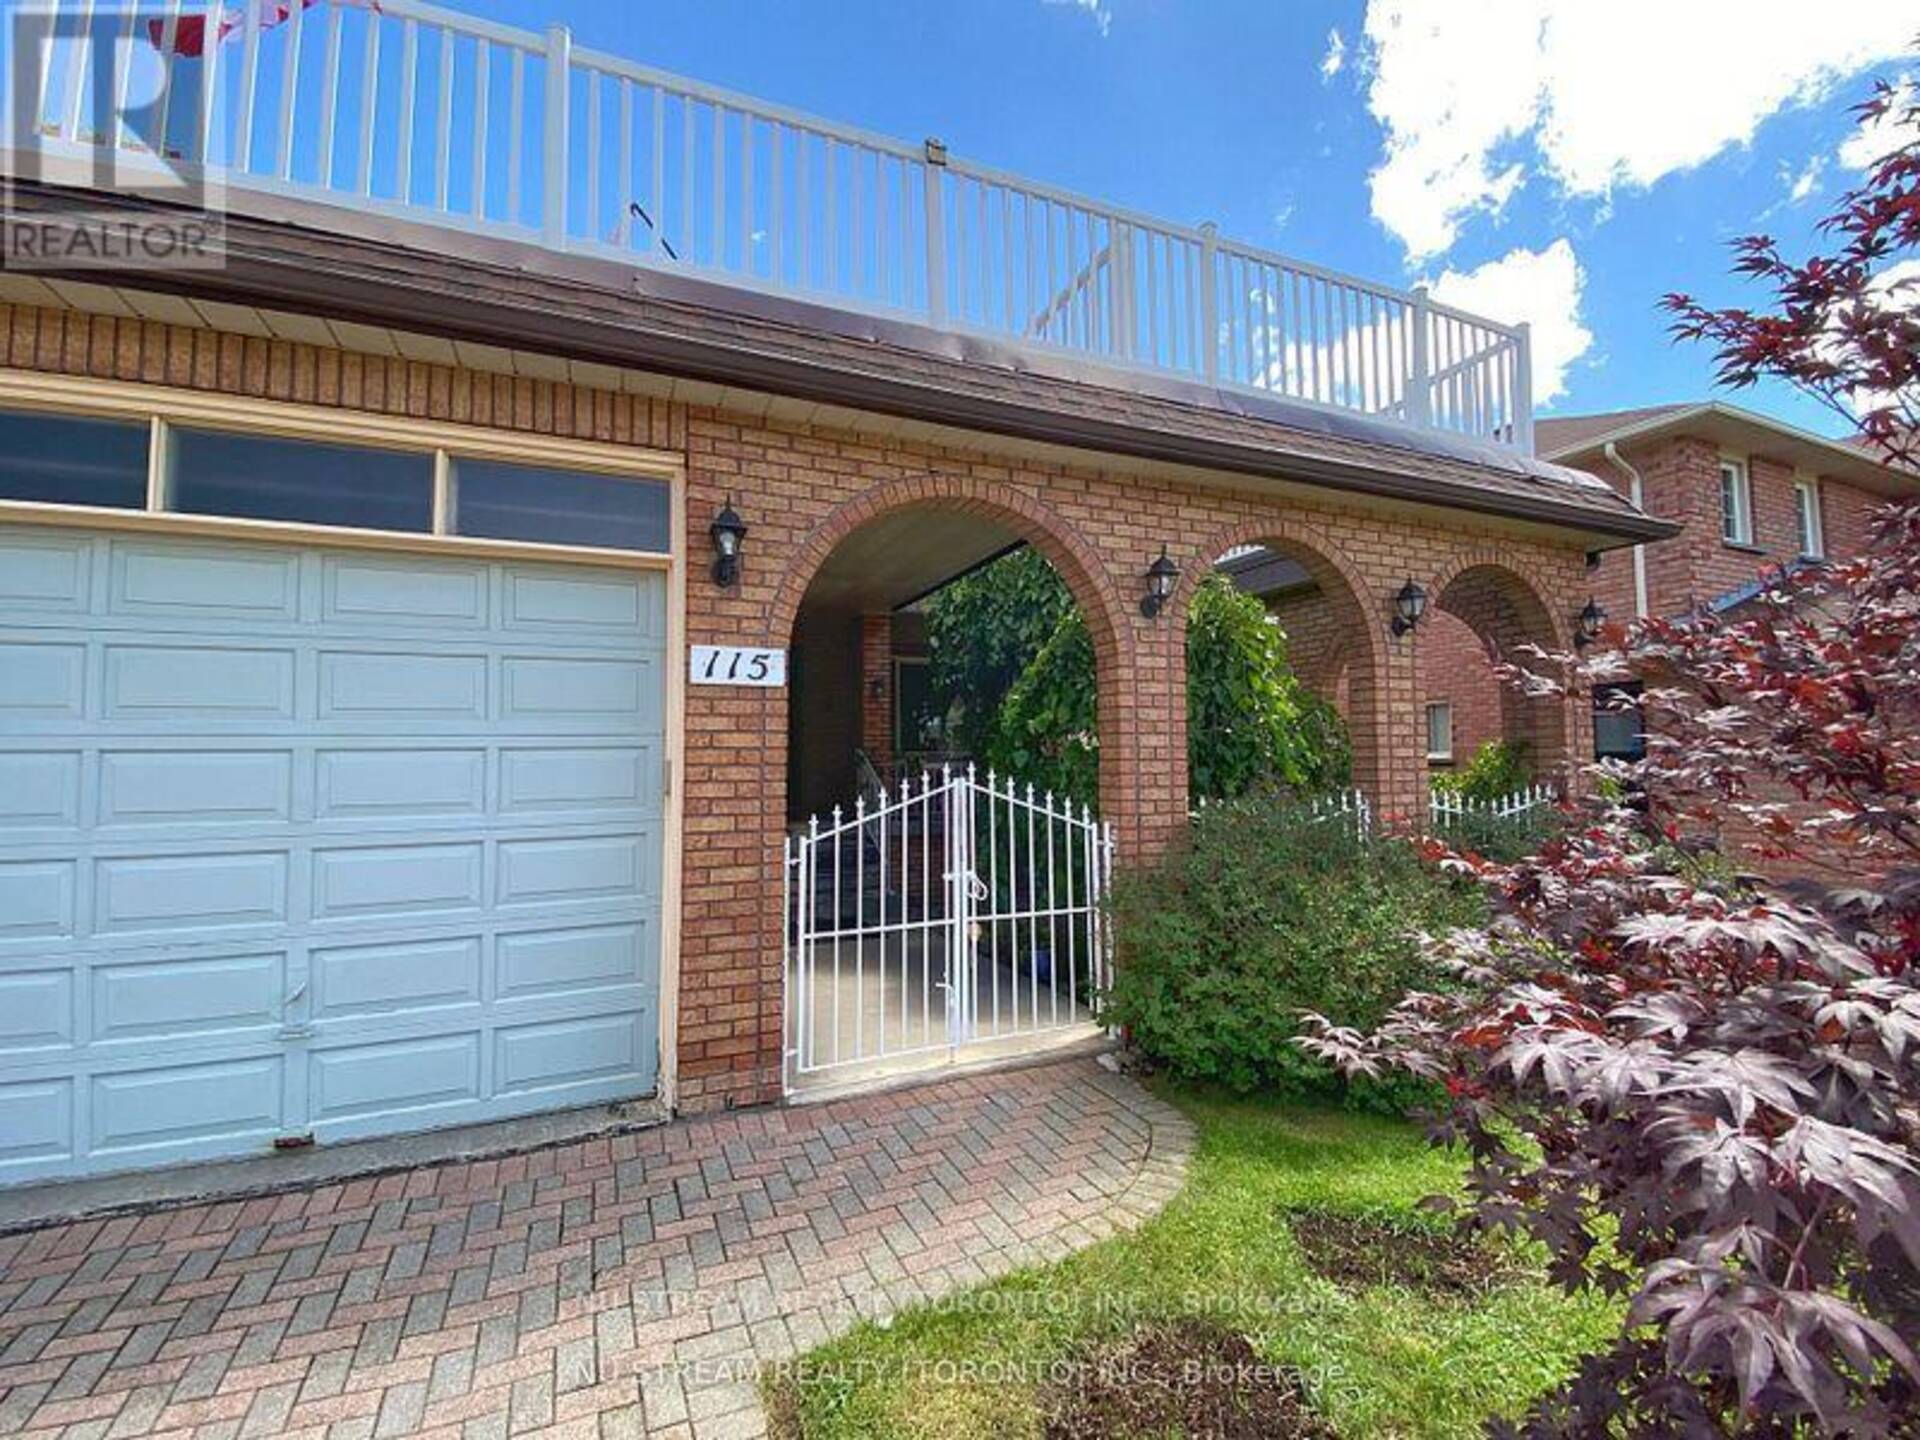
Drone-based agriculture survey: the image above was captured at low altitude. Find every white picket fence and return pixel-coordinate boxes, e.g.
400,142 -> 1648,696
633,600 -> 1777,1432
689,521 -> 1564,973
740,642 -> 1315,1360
1427,782 -> 1559,829
1195,782 -> 1557,839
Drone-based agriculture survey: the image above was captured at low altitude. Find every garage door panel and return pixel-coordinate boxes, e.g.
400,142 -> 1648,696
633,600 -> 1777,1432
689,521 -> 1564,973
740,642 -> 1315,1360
0,642 -> 85,718
90,1055 -> 286,1156
312,842 -> 484,922
0,969 -> 75,1050
497,921 -> 655,999
318,650 -> 488,720
499,745 -> 656,815
498,833 -> 653,907
0,531 -> 91,612
308,1033 -> 481,1126
104,645 -> 297,721
91,951 -> 286,1042
502,567 -> 652,634
0,528 -> 665,1184
496,1009 -> 654,1096
322,554 -> 489,629
0,751 -> 82,829
0,860 -> 77,944
0,1078 -> 74,1171
315,748 -> 488,821
110,541 -> 301,622
99,750 -> 296,827
94,851 -> 290,935
311,936 -> 483,1019
501,655 -> 658,726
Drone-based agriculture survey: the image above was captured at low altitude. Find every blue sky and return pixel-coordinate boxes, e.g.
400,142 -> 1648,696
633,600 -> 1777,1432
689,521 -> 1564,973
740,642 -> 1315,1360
426,0 -> 1911,438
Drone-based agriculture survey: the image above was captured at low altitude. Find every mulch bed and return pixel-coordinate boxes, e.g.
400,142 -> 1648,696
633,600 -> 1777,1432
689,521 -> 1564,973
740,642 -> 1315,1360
1286,1208 -> 1524,1295
1039,1322 -> 1334,1440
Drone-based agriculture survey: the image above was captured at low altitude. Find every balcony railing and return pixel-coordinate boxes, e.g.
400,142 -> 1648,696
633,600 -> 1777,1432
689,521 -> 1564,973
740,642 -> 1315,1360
11,0 -> 1534,452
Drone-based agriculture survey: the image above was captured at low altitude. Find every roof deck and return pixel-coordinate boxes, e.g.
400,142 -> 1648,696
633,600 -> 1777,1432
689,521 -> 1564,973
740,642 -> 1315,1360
12,0 -> 1536,456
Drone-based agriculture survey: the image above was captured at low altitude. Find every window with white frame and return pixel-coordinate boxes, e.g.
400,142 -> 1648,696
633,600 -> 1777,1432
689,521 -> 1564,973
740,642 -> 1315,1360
1793,477 -> 1824,558
1425,701 -> 1453,762
1719,458 -> 1753,546
0,406 -> 671,553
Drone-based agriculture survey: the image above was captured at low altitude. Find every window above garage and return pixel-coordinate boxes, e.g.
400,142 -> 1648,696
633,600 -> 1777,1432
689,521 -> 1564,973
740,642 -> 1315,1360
0,401 -> 673,557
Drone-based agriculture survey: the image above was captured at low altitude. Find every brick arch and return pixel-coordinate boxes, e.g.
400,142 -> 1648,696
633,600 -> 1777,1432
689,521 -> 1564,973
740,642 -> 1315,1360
1422,550 -> 1576,783
1175,516 -> 1394,809
769,473 -> 1140,833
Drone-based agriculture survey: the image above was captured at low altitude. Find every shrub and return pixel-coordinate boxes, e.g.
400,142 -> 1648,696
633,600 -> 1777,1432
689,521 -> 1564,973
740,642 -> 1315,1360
1104,792 -> 1479,1100
1429,738 -> 1532,801
1310,83 -> 1920,1435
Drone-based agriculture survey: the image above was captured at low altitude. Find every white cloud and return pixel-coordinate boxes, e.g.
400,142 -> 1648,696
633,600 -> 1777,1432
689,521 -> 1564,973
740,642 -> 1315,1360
1427,240 -> 1592,404
1786,155 -> 1826,204
1042,0 -> 1111,37
1838,75 -> 1913,171
1364,2 -> 1912,259
1321,28 -> 1346,81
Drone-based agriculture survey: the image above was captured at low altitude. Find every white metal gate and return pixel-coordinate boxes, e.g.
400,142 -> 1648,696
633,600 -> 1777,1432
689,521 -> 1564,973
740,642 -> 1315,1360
784,766 -> 1113,1090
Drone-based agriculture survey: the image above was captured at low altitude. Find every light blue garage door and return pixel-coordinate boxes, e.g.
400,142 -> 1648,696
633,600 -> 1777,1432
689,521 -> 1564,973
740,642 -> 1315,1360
0,526 -> 666,1185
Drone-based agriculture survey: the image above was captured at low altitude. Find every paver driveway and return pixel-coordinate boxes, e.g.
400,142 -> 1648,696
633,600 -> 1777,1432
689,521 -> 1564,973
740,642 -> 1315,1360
0,1059 -> 1192,1439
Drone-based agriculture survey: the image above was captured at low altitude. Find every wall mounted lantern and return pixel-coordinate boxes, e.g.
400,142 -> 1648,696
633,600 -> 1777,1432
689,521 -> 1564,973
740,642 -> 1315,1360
1389,577 -> 1428,637
710,499 -> 747,587
1140,546 -> 1179,618
1575,596 -> 1608,648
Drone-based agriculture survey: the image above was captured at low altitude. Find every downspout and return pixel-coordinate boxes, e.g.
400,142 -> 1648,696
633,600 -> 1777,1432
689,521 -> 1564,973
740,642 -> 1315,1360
1604,442 -> 1650,619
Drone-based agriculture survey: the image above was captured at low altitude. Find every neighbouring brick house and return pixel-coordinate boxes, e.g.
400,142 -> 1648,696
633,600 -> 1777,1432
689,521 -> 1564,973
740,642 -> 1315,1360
1537,403 -> 1920,764
0,3 -> 1668,1189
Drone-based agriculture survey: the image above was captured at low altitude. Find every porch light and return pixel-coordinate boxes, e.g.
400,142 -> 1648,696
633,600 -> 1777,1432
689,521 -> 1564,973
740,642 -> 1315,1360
1140,546 -> 1179,618
1389,577 -> 1428,637
710,499 -> 747,587
1575,596 -> 1608,648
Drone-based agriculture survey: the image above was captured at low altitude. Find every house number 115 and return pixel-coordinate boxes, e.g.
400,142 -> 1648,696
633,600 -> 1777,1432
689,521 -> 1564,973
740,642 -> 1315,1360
689,645 -> 787,687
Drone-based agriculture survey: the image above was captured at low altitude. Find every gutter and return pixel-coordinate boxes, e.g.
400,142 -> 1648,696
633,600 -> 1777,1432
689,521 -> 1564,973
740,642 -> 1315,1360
1603,442 -> 1651,618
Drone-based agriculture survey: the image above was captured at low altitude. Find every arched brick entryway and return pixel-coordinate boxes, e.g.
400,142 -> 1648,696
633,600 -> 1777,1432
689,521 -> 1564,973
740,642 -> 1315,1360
1175,516 -> 1399,814
1422,550 -> 1580,789
767,475 -> 1141,841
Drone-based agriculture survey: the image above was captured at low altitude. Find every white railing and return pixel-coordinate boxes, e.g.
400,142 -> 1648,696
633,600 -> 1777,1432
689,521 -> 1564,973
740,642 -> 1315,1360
12,0 -> 1534,452
1427,782 -> 1559,830
784,765 -> 1113,1089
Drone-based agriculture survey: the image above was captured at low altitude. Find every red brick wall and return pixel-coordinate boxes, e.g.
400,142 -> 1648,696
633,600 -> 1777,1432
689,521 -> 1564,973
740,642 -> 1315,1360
1582,435 -> 1891,622
0,300 -> 1596,1111
858,613 -> 893,775
1417,610 -> 1504,769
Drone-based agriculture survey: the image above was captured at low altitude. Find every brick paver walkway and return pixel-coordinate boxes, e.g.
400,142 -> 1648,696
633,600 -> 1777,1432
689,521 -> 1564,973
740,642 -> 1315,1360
0,1059 -> 1192,1440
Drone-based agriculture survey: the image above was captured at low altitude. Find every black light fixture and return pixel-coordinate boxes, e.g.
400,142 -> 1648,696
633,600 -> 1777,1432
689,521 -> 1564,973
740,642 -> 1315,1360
1389,577 -> 1428,637
1140,546 -> 1179,618
1575,596 -> 1608,648
709,498 -> 747,587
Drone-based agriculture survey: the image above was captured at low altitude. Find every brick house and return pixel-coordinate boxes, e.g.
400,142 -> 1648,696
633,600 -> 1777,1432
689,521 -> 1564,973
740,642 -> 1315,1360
1536,403 -> 1920,763
0,3 -> 1668,1188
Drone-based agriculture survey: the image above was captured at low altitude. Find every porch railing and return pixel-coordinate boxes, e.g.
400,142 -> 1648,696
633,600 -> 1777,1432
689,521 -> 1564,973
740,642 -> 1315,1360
13,0 -> 1533,452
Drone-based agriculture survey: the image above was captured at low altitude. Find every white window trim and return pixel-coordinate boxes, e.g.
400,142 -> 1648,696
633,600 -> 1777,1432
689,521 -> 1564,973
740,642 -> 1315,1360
1425,701 -> 1453,762
1793,475 -> 1824,559
1719,456 -> 1754,547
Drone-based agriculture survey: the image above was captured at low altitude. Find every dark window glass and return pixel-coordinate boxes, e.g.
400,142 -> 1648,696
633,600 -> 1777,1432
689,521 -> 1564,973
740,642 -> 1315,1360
0,410 -> 149,509
1593,682 -> 1646,761
453,459 -> 669,552
170,428 -> 433,532
894,659 -> 941,753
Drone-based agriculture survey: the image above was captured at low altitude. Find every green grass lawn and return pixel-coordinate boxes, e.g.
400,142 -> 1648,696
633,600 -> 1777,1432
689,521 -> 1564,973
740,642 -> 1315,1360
766,1082 -> 1621,1439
